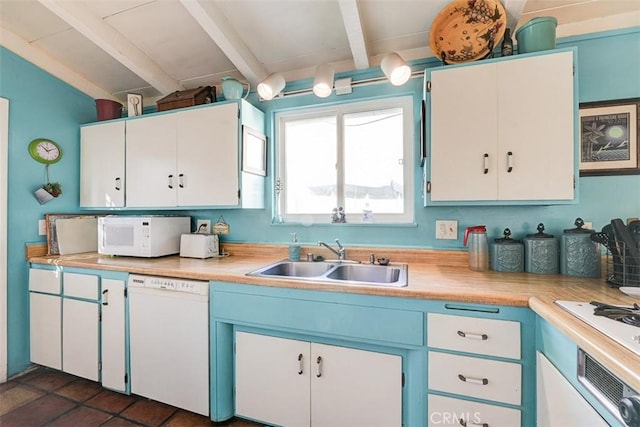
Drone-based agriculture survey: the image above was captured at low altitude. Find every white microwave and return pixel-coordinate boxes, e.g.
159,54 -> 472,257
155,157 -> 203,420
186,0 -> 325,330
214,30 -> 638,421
98,215 -> 191,257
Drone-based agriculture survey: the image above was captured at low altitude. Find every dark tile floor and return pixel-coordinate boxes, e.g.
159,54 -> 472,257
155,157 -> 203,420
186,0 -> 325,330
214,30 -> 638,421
1,366 -> 264,427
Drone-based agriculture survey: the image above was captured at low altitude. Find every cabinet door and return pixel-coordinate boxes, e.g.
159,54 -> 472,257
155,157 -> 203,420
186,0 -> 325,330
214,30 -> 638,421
429,62 -> 498,202
101,279 -> 127,392
62,298 -> 99,381
235,332 -> 310,426
176,104 -> 239,206
497,51 -> 575,200
29,293 -> 61,369
311,343 -> 402,427
126,114 -> 177,207
536,352 -> 608,427
80,121 -> 125,207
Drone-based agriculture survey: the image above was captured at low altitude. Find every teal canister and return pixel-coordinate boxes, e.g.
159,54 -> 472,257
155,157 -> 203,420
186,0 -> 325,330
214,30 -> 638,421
490,228 -> 524,272
560,218 -> 601,278
524,223 -> 559,274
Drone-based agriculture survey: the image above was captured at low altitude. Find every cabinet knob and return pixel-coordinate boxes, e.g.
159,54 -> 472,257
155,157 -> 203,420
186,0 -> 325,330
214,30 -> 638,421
115,177 -> 121,191
101,289 -> 109,306
178,173 -> 184,188
459,417 -> 489,427
298,353 -> 304,375
483,153 -> 489,174
168,174 -> 174,189
507,151 -> 513,173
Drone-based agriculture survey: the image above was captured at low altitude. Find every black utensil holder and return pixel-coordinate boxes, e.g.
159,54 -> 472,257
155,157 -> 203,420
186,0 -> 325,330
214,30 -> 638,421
606,242 -> 640,287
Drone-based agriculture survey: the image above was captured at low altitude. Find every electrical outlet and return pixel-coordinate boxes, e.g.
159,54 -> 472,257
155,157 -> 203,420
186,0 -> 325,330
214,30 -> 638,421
435,220 -> 458,240
196,219 -> 211,234
38,219 -> 47,236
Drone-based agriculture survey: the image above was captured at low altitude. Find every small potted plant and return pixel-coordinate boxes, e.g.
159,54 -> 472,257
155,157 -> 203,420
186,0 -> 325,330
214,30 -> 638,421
34,181 -> 62,204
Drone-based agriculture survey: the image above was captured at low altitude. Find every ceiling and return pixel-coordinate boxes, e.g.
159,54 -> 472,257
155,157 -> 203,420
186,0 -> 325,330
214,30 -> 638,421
1,0 -> 638,106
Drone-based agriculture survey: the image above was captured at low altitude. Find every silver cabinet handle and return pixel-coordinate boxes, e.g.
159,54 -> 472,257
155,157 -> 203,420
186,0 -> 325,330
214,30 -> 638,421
457,330 -> 488,340
459,418 -> 489,427
483,153 -> 489,174
458,374 -> 488,385
168,174 -> 174,189
316,356 -> 322,378
298,353 -> 304,375
507,151 -> 513,173
178,173 -> 184,188
101,289 -> 109,306
115,177 -> 121,191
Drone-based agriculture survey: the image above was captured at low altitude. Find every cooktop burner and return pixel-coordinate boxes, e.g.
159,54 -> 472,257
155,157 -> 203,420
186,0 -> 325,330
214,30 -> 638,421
556,300 -> 640,357
592,301 -> 640,327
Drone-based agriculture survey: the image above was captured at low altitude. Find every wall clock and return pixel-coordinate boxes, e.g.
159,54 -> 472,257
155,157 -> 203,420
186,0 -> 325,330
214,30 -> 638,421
28,138 -> 63,164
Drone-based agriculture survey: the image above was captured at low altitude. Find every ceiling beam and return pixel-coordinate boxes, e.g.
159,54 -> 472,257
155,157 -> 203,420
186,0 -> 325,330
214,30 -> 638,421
179,0 -> 267,86
338,0 -> 370,70
37,0 -> 182,95
0,26 -> 116,101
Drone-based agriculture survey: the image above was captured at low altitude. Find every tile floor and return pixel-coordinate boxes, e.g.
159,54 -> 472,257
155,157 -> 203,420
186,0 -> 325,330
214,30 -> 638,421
1,366 -> 264,427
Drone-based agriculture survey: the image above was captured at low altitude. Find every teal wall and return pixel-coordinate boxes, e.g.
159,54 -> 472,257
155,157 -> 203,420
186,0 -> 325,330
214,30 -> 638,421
1,28 -> 639,376
1,47 -> 96,375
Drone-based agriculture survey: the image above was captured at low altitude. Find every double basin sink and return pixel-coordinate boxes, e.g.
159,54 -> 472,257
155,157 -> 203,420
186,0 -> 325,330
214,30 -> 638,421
247,260 -> 408,287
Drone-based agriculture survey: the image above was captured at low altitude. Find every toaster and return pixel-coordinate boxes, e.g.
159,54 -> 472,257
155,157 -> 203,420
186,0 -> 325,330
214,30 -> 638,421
180,234 -> 219,259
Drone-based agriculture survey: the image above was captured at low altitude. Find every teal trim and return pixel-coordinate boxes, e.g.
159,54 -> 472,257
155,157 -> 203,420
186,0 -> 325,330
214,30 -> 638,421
536,317 -> 625,426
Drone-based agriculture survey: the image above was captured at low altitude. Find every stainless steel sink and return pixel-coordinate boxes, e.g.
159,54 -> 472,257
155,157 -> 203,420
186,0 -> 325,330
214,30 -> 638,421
326,264 -> 403,284
246,260 -> 408,287
253,261 -> 334,277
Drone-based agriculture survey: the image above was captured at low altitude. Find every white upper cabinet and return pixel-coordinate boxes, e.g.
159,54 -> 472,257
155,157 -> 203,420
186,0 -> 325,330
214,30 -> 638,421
81,100 -> 264,209
80,121 -> 125,208
426,49 -> 576,205
126,103 -> 239,207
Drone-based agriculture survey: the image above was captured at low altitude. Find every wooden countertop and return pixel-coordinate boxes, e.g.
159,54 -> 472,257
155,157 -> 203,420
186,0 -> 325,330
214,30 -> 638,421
27,243 -> 640,391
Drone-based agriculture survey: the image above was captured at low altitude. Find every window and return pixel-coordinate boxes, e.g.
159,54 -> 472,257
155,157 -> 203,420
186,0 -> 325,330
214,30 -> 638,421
275,96 -> 414,224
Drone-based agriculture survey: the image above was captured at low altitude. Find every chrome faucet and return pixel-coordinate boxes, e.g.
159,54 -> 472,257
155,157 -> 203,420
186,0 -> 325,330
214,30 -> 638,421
317,239 -> 345,261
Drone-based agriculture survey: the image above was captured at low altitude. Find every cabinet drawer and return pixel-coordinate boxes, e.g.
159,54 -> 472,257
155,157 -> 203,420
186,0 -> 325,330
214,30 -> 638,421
429,352 -> 521,405
63,273 -> 99,300
29,268 -> 61,294
428,394 -> 521,427
428,313 -> 520,359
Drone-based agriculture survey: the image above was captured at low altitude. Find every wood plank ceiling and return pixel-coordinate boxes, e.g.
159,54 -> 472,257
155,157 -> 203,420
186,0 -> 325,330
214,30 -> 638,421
0,0 -> 638,105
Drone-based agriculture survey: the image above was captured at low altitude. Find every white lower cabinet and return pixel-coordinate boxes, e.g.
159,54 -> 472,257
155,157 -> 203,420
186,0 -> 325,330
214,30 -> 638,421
235,331 -> 402,427
29,269 -> 62,369
428,394 -> 521,427
429,352 -> 521,405
29,268 -> 128,391
536,352 -> 608,427
100,278 -> 127,392
29,292 -> 62,369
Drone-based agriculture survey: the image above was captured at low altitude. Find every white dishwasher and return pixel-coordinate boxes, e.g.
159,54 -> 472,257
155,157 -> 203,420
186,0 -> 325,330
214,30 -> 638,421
128,274 -> 209,416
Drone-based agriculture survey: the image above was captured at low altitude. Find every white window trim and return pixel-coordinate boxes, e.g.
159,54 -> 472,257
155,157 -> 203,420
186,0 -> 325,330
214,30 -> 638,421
275,96 -> 414,225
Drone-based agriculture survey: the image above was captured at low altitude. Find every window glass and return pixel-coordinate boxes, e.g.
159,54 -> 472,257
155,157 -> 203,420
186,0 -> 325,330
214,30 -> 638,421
276,96 -> 413,224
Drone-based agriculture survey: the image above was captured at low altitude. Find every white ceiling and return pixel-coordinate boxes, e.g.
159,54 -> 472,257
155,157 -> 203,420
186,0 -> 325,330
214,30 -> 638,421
1,0 -> 638,106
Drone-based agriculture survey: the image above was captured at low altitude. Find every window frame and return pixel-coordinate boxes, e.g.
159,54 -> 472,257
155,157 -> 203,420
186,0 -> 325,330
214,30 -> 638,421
275,95 -> 415,224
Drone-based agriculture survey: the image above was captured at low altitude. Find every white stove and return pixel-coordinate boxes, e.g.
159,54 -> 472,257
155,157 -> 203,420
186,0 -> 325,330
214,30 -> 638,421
556,300 -> 640,357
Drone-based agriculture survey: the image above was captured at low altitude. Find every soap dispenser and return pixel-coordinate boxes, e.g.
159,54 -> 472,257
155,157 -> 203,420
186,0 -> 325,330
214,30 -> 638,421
288,233 -> 301,261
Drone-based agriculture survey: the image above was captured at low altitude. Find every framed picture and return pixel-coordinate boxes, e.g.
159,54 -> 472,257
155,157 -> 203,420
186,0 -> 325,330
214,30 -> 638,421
127,93 -> 143,117
242,126 -> 267,176
579,98 -> 640,176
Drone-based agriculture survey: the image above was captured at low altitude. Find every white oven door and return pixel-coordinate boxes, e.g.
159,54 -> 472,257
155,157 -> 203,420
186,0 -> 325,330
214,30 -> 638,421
537,352 -> 608,427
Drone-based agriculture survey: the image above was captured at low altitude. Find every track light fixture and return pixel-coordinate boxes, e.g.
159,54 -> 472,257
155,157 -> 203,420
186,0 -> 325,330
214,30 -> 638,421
381,52 -> 411,86
257,73 -> 286,100
313,64 -> 335,98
